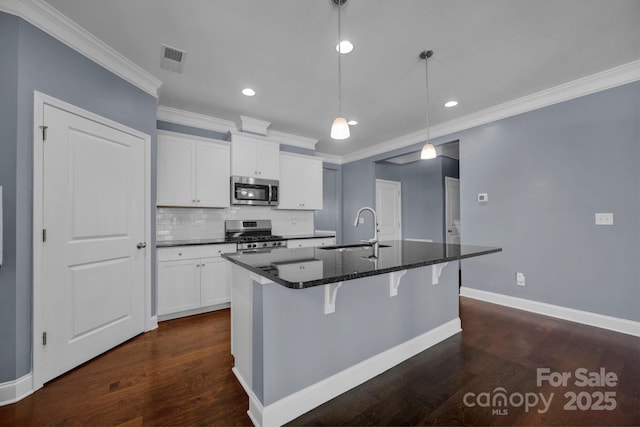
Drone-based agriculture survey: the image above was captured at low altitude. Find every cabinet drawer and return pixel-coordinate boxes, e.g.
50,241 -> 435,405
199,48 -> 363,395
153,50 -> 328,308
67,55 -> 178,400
158,243 -> 237,261
287,238 -> 336,249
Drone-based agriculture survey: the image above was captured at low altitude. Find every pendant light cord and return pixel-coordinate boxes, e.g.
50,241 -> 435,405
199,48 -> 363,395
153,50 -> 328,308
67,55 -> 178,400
337,0 -> 343,115
423,50 -> 431,143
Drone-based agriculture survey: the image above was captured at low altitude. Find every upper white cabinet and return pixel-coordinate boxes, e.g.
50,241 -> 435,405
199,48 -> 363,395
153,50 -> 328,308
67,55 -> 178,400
278,152 -> 323,210
157,131 -> 230,207
231,134 -> 279,180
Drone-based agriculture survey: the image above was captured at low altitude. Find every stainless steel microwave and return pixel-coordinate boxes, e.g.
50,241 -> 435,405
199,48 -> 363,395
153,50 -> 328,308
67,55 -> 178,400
230,176 -> 279,206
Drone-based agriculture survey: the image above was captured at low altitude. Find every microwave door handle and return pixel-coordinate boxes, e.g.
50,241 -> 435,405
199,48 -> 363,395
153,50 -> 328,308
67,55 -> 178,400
268,184 -> 273,204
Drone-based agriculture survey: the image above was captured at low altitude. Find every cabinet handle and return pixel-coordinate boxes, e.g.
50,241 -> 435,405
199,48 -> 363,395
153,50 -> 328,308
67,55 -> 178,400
197,200 -> 201,203
192,199 -> 196,203
178,253 -> 182,256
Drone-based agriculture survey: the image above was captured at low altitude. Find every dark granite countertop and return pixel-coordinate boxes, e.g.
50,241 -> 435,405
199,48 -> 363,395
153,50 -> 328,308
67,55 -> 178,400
222,240 -> 501,289
156,238 -> 233,248
282,232 -> 336,240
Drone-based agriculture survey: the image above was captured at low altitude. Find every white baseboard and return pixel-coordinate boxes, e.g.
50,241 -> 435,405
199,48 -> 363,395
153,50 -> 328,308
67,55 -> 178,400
460,287 -> 640,337
157,302 -> 230,322
234,318 -> 461,427
0,373 -> 34,407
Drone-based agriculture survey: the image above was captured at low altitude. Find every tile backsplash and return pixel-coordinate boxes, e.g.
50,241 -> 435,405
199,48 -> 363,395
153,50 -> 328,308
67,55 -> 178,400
156,206 -> 315,241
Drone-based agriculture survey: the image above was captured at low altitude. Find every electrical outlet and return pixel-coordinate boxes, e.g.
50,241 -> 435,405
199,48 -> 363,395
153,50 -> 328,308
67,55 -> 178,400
359,217 -> 365,224
292,217 -> 297,225
595,213 -> 613,225
516,272 -> 525,287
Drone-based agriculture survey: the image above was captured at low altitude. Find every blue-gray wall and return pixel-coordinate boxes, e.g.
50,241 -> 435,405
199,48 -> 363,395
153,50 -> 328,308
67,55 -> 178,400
0,12 -> 157,383
375,156 -> 459,241
157,120 -> 229,141
459,82 -> 639,321
0,12 -> 20,386
255,261 -> 460,404
341,82 -> 639,321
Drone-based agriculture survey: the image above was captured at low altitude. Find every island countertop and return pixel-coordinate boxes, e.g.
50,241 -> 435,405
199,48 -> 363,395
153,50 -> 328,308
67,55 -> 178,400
222,240 -> 501,289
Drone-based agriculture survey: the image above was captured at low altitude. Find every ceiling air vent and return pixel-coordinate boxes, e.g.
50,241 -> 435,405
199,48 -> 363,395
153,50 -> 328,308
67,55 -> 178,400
160,44 -> 187,73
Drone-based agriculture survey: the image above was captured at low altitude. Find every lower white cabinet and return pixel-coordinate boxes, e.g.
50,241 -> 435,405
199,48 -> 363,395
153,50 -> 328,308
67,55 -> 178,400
157,243 -> 236,318
287,237 -> 336,248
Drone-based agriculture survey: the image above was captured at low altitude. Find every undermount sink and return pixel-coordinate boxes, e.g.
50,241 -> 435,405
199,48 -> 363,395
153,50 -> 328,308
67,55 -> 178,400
319,243 -> 391,252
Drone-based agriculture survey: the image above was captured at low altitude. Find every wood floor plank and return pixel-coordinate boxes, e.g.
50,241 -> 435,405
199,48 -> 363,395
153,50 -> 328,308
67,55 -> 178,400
0,298 -> 637,426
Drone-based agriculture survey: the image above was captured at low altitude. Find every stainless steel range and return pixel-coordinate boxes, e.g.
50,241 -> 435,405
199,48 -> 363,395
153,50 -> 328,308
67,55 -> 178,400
225,220 -> 287,252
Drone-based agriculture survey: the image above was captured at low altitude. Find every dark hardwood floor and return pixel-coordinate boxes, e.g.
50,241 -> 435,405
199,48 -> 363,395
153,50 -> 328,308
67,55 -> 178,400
1,297 -> 637,426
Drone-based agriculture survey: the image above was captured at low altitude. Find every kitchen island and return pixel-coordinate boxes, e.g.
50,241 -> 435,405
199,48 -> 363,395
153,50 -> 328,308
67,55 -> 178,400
222,240 -> 501,427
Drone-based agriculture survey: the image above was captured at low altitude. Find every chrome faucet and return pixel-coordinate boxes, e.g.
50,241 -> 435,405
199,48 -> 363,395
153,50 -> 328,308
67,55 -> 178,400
354,207 -> 379,252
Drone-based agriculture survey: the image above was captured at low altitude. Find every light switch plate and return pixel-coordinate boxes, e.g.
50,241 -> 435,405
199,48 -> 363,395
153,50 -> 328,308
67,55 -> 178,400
478,193 -> 488,203
595,213 -> 613,225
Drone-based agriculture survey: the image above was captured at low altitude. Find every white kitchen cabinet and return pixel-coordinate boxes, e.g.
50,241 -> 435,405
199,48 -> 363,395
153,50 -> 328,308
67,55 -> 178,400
272,259 -> 324,282
157,259 -> 201,315
200,257 -> 232,307
157,243 -> 236,318
287,237 -> 336,248
278,152 -> 323,210
231,134 -> 280,180
157,131 -> 230,207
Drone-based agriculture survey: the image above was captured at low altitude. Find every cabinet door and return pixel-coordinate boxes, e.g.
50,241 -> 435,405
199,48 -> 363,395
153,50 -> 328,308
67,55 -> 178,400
302,156 -> 323,209
256,142 -> 280,180
200,257 -> 231,307
231,138 -> 257,177
196,141 -> 230,207
278,154 -> 299,209
157,259 -> 200,315
278,153 -> 322,210
157,135 -> 195,206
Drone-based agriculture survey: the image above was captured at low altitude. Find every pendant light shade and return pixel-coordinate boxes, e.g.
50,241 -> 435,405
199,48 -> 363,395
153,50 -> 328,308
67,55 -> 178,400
330,0 -> 349,140
420,143 -> 437,159
420,50 -> 436,159
331,117 -> 350,140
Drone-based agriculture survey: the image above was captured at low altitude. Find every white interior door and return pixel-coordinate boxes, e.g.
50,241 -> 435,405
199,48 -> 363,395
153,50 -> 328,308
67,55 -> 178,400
376,179 -> 402,241
445,177 -> 461,244
39,103 -> 146,384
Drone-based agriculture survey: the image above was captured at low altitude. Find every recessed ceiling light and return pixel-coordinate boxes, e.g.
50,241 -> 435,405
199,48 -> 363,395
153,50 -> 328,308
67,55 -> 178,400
444,100 -> 458,108
242,88 -> 256,97
347,120 -> 358,125
336,41 -> 354,54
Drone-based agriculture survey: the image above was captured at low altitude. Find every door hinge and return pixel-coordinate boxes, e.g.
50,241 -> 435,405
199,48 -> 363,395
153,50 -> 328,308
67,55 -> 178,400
40,125 -> 48,141
42,229 -> 47,242
42,332 -> 47,346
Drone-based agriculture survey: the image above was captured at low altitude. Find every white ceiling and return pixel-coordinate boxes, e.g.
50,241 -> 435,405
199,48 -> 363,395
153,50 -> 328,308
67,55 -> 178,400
44,0 -> 640,157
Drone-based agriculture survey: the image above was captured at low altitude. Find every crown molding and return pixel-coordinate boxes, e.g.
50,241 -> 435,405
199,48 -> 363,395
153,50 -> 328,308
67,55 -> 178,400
268,130 -> 318,151
239,115 -> 271,136
340,60 -> 640,164
158,106 -> 318,150
1,0 -> 162,97
314,152 -> 344,165
157,105 -> 236,133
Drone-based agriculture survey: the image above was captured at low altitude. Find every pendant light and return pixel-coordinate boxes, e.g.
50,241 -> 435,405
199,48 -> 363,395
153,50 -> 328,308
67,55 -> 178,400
420,50 -> 437,159
330,0 -> 350,140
